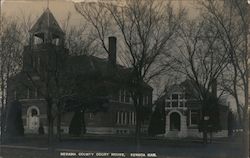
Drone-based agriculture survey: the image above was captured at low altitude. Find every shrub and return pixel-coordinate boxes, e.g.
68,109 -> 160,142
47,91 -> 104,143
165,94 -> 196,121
69,111 -> 83,136
6,100 -> 24,136
148,106 -> 165,136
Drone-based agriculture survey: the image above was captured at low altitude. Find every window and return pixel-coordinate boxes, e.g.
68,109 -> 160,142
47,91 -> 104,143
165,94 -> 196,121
31,109 -> 38,116
165,93 -> 186,108
118,112 -> 122,124
27,88 -> 30,99
123,112 -> 127,124
172,94 -> 178,100
146,96 -> 149,105
14,90 -> 17,100
119,89 -> 131,103
120,112 -> 123,124
34,36 -> 43,45
166,102 -> 171,107
89,113 -> 93,119
143,96 -> 149,105
129,112 -> 133,125
27,88 -> 35,99
35,88 -> 38,98
120,90 -> 125,102
37,56 -> 40,72
125,91 -> 130,103
32,56 -> 36,69
117,111 -> 136,125
172,101 -> 178,107
179,102 -> 184,107
190,110 -> 199,126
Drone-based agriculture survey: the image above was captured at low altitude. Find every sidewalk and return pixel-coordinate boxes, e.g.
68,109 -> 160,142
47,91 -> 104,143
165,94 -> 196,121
0,135 -> 246,158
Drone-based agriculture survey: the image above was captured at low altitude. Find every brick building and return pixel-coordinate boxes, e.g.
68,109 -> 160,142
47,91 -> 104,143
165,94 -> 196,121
7,9 -> 153,135
155,80 -> 229,138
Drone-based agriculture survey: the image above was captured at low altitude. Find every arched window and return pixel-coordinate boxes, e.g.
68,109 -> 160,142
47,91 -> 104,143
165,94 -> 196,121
31,109 -> 38,116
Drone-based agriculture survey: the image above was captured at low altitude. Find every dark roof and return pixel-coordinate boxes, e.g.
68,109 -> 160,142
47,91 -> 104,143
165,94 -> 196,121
66,55 -> 153,90
162,79 -> 200,99
30,8 -> 64,36
179,79 -> 201,99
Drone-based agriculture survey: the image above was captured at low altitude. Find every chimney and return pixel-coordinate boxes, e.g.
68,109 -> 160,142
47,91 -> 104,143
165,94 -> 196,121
108,36 -> 117,66
211,79 -> 217,98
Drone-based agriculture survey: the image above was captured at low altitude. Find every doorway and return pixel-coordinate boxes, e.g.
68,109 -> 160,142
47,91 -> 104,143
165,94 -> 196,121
170,112 -> 181,131
27,106 -> 40,131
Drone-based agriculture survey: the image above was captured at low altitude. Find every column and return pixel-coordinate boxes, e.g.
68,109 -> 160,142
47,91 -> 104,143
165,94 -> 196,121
180,115 -> 187,137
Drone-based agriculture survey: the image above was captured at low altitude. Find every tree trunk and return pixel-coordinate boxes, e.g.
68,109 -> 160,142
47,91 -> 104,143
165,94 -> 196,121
0,67 -> 5,142
242,105 -> 249,158
135,92 -> 143,146
135,107 -> 141,144
57,109 -> 61,142
203,131 -> 207,144
81,110 -> 86,135
46,97 -> 54,150
202,103 -> 208,144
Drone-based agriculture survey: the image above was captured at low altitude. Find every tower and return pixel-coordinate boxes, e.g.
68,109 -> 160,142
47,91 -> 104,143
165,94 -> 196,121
23,8 -> 67,74
19,9 -> 67,133
29,8 -> 65,46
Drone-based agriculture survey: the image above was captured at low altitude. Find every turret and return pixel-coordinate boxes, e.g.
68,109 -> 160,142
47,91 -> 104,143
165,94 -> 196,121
29,8 -> 65,47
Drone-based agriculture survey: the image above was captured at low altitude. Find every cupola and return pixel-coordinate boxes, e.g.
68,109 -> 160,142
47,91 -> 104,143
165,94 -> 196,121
29,8 -> 65,46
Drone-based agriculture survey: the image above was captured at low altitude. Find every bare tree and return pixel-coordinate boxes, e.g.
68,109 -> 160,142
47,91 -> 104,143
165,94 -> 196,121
0,15 -> 24,140
198,0 -> 249,155
74,0 -> 185,143
62,12 -> 100,56
171,16 -> 230,143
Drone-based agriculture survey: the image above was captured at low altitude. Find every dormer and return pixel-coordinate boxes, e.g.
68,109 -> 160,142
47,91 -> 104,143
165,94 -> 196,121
29,8 -> 65,47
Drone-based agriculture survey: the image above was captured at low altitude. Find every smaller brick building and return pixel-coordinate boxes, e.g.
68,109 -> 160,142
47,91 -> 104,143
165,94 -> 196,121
155,80 -> 229,138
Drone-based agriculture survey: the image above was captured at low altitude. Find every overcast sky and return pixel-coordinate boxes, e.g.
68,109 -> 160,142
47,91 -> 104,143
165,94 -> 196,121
2,0 -> 199,27
2,0 -> 82,26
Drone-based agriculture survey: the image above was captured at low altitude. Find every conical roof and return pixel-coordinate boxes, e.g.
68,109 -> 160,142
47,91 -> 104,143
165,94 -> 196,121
30,8 -> 64,36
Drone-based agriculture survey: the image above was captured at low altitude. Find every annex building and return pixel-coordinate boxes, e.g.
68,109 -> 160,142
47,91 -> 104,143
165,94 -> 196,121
155,80 -> 229,138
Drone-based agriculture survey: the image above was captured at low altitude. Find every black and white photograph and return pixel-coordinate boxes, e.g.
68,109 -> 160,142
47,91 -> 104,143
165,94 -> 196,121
0,0 -> 249,157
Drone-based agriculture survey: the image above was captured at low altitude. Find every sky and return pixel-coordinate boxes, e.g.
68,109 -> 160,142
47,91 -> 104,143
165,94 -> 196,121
0,0 -> 240,110
2,0 -> 82,26
1,0 -> 199,27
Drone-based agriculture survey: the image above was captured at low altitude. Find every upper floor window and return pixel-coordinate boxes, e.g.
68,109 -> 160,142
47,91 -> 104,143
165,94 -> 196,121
119,89 -> 132,103
14,90 -> 17,100
143,96 -> 150,105
34,36 -> 43,45
165,93 -> 186,108
117,89 -> 150,105
37,56 -> 40,72
27,88 -> 40,99
27,88 -> 30,99
52,38 -> 60,46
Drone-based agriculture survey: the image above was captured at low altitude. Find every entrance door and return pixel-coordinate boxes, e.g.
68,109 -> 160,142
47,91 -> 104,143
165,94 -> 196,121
27,107 -> 40,131
170,112 -> 181,131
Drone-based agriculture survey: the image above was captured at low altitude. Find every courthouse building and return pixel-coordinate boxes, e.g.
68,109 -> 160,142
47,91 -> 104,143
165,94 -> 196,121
7,9 -> 153,135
